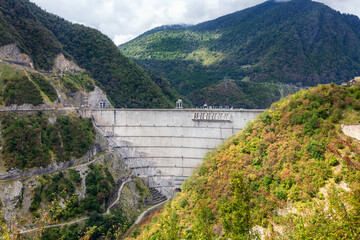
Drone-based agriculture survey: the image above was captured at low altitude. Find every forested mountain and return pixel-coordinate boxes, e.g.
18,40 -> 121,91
120,0 -> 360,108
0,0 -> 184,108
131,84 -> 360,239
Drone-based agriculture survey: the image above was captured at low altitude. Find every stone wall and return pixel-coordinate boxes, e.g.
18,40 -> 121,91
81,108 -> 263,197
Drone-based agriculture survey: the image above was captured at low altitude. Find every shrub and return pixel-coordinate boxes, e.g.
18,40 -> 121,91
220,172 -> 252,238
131,228 -> 140,238
69,169 -> 82,184
330,108 -> 343,123
306,140 -> 325,161
274,188 -> 288,200
30,191 -> 42,212
328,155 -> 339,166
303,114 -> 319,135
334,174 -> 343,184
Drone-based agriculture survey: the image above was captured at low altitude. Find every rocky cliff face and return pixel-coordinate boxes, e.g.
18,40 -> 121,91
52,53 -> 82,73
0,126 -> 142,229
87,86 -> 112,108
57,86 -> 112,108
341,124 -> 360,140
0,44 -> 34,68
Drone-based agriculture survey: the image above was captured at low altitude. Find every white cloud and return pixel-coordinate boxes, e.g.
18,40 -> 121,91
30,0 -> 360,45
113,34 -> 137,45
167,1 -> 188,21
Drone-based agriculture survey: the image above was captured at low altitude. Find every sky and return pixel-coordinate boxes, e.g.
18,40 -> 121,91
30,0 -> 360,46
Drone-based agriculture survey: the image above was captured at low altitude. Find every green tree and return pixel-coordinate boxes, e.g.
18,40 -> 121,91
220,171 -> 253,239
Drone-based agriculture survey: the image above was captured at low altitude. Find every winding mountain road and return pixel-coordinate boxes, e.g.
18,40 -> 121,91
106,179 -> 132,214
19,217 -> 89,234
19,179 -> 132,235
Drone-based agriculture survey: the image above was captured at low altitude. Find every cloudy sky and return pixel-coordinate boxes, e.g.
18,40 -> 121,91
30,0 -> 360,45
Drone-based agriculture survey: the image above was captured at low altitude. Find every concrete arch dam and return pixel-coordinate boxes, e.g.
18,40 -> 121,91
80,109 -> 263,197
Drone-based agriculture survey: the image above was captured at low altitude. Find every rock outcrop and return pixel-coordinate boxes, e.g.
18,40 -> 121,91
87,86 -> 112,108
58,86 -> 112,108
0,180 -> 23,221
341,124 -> 360,140
0,44 -> 34,68
53,53 -> 82,73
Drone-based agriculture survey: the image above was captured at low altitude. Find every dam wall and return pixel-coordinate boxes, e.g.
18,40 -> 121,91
80,108 -> 263,197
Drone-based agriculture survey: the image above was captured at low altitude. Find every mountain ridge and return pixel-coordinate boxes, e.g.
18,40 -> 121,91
0,0 -> 186,108
120,0 -> 360,108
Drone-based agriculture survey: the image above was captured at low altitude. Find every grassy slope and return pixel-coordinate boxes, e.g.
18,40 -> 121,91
130,84 -> 360,239
120,0 -> 360,108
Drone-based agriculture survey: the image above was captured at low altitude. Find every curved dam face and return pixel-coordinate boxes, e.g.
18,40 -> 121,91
81,109 -> 263,197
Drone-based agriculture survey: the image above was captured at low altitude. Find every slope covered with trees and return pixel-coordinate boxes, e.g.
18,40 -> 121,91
0,111 -> 95,170
129,84 -> 360,239
0,0 -> 184,108
120,0 -> 360,108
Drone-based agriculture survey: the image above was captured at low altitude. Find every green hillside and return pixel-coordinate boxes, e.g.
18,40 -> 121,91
0,111 -> 95,170
0,0 -> 184,108
120,0 -> 360,108
0,62 -> 83,106
130,84 -> 360,239
0,62 -> 98,170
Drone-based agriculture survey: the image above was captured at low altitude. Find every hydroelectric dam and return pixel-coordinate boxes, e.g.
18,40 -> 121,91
80,108 -> 263,197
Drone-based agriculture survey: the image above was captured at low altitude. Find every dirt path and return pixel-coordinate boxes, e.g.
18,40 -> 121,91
19,217 -> 89,234
18,178 -> 132,235
134,199 -> 168,225
0,158 -> 97,184
18,179 -> 169,237
106,179 -> 132,214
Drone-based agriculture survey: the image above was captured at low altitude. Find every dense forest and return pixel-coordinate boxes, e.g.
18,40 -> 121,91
120,0 -> 360,108
0,111 -> 95,170
130,84 -> 360,239
0,0 -> 186,108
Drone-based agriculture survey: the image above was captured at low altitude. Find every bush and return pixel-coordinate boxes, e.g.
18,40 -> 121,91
63,79 -> 78,93
330,108 -> 342,123
1,112 -> 95,170
274,188 -> 288,200
303,114 -> 319,135
263,175 -> 273,188
328,155 -> 339,166
334,174 -> 343,183
306,140 -> 325,161
69,169 -> 82,184
131,228 -> 140,238
30,191 -> 42,212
